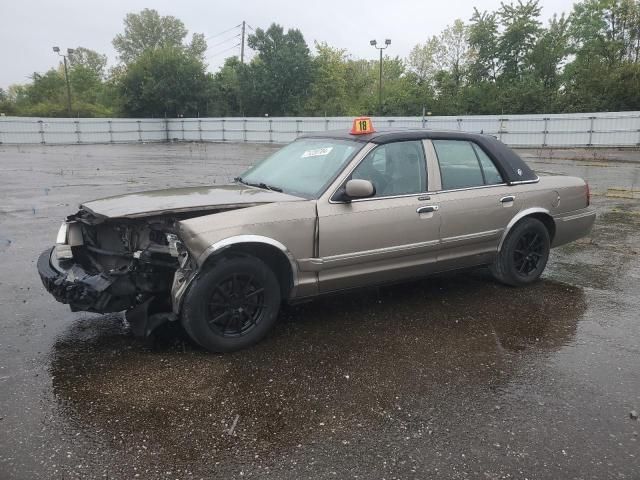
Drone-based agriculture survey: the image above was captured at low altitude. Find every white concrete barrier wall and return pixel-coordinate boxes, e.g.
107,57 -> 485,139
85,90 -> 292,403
1,112 -> 640,147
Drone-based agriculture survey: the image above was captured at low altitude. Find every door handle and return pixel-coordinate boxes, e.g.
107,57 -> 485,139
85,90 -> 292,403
417,205 -> 439,214
500,195 -> 515,203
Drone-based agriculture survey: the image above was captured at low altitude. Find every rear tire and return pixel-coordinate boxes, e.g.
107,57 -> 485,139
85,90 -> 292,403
490,217 -> 550,287
181,255 -> 281,352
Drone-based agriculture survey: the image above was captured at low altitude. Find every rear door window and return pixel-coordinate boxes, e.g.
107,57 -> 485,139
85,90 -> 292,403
432,140 -> 504,190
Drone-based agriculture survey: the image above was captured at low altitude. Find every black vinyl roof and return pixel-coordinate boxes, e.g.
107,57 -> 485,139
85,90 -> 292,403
299,128 -> 538,184
301,128 -> 486,144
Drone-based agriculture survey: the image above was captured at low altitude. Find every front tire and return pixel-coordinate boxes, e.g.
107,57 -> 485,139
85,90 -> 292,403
490,217 -> 550,287
181,255 -> 281,352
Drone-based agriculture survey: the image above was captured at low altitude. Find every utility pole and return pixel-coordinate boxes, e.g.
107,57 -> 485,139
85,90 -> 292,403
240,21 -> 246,64
370,39 -> 391,116
52,46 -> 74,116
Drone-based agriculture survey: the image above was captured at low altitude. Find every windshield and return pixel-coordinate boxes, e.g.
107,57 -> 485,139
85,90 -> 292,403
239,138 -> 363,198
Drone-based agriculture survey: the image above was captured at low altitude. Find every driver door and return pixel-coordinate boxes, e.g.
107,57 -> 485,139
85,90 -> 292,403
316,140 -> 441,292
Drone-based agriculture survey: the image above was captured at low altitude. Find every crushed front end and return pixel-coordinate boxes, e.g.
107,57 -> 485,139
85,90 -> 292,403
37,208 -> 195,334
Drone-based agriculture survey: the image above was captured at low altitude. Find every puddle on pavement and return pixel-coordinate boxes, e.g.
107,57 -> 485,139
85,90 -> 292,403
549,202 -> 640,289
49,273 -> 586,462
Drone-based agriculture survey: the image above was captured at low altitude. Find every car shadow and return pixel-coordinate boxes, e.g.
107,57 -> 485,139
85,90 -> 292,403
48,270 -> 587,461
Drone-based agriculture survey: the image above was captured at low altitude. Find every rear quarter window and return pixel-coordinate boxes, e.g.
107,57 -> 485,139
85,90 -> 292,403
473,144 -> 504,185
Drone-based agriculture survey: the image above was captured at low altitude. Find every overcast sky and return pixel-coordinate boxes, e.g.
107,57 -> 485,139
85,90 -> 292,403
0,0 -> 577,89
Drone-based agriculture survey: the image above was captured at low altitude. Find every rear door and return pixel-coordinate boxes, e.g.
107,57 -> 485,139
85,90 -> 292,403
316,140 -> 441,292
425,139 -> 519,268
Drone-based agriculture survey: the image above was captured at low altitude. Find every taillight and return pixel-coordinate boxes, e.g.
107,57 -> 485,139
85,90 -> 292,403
585,182 -> 590,207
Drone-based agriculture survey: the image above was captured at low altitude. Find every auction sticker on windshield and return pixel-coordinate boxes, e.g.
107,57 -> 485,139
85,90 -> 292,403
301,147 -> 333,158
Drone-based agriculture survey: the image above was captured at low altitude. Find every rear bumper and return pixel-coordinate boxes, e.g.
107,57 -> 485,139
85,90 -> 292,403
37,247 -> 115,312
552,208 -> 596,248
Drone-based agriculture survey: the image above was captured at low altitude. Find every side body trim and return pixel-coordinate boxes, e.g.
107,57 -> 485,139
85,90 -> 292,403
509,177 -> 540,185
298,239 -> 440,272
441,228 -> 503,245
497,207 -> 552,251
299,227 -> 502,272
559,209 -> 596,222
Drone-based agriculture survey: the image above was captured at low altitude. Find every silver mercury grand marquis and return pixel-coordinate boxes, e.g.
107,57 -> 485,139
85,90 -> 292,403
38,119 -> 596,352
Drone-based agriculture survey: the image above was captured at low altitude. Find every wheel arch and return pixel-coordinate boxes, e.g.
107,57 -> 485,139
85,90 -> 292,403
198,235 -> 298,301
498,208 -> 556,251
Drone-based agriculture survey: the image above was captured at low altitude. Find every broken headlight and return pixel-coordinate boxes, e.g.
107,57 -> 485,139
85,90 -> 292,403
56,222 -> 68,244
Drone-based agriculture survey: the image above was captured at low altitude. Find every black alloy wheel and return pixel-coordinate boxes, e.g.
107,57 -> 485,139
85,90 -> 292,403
490,217 -> 550,287
513,231 -> 545,277
181,255 -> 281,352
207,273 -> 266,337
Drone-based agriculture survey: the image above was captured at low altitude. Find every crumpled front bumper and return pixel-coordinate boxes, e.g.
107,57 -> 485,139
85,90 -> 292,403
37,247 -> 115,312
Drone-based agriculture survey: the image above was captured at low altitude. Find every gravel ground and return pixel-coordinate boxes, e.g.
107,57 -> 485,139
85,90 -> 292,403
0,142 -> 639,480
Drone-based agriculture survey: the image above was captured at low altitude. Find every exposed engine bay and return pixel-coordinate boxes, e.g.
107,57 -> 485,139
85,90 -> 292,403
55,208 -> 209,314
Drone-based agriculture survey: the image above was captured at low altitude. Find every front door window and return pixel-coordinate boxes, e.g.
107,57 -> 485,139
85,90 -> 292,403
351,140 -> 427,197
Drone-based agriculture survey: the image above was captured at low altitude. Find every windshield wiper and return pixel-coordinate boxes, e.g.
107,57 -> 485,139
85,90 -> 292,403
234,177 -> 283,193
256,182 -> 283,192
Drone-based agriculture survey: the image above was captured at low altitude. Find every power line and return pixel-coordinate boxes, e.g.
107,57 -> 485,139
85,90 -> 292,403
207,43 -> 241,59
206,33 -> 241,52
205,24 -> 242,41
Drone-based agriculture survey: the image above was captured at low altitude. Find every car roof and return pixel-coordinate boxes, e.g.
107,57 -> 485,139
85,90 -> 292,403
299,127 -> 539,185
299,128 -> 494,144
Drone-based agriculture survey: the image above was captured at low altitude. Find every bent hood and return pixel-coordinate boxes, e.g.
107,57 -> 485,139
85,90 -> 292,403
80,183 -> 303,219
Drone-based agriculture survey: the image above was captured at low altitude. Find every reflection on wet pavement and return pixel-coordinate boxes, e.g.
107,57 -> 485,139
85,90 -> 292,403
49,275 -> 586,471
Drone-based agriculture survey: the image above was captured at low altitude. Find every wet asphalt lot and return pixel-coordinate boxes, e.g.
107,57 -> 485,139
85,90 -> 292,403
0,142 -> 639,479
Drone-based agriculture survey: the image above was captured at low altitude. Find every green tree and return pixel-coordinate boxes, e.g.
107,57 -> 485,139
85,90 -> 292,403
11,48 -> 117,117
563,0 -> 640,110
0,88 -> 17,115
305,43 -> 350,115
68,47 -> 108,78
437,20 -> 471,90
605,62 -> 640,108
468,9 -> 500,82
68,66 -> 103,105
247,23 -> 313,115
12,66 -> 115,117
66,48 -> 110,107
341,59 -> 375,114
21,69 -> 66,105
118,46 -> 211,117
208,57 -> 244,116
498,0 -> 543,79
113,9 -> 206,63
570,0 -> 640,66
408,37 -> 443,87
529,14 -> 570,89
187,33 -> 208,60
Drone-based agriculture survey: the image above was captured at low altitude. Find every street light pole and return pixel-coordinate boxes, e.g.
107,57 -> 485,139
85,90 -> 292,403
52,46 -> 74,116
378,47 -> 383,112
370,39 -> 391,115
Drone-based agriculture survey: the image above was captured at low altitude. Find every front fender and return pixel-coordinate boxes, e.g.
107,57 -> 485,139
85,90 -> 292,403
171,234 -> 302,315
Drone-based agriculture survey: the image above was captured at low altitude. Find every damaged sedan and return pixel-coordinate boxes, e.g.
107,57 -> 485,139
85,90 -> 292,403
38,118 -> 596,352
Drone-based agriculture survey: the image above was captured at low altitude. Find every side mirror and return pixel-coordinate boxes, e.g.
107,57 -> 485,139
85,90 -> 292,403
344,179 -> 375,199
